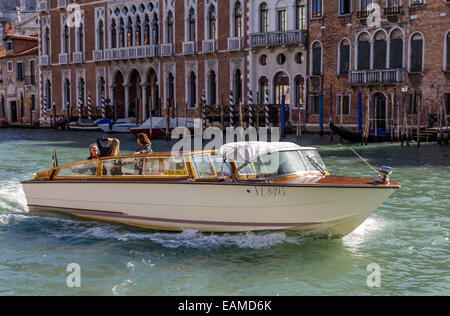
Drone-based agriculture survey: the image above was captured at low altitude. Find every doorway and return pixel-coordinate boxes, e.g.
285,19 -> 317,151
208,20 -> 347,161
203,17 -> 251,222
371,93 -> 387,132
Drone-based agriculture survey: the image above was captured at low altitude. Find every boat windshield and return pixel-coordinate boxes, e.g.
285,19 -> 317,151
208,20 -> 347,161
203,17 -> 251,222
252,151 -> 309,178
300,149 -> 327,174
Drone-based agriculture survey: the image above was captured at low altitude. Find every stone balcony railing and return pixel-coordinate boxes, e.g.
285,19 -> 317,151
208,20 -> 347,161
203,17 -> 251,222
37,0 -> 49,12
104,45 -> 160,61
57,0 -> 69,10
202,39 -> 218,54
384,6 -> 403,15
93,50 -> 104,61
349,69 -> 406,86
182,41 -> 197,55
249,30 -> 307,48
73,52 -> 84,63
228,37 -> 244,51
160,43 -> 175,56
58,53 -> 69,64
39,55 -> 50,66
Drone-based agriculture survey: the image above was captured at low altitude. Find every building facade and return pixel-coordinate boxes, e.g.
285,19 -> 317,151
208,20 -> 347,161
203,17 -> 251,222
307,0 -> 450,131
36,0 -> 310,126
0,34 -> 39,126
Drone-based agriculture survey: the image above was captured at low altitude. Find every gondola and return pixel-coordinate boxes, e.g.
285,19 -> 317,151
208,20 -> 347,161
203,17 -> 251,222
330,121 -> 392,143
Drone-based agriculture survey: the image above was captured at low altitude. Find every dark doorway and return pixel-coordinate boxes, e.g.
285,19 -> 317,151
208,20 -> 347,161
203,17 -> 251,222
371,93 -> 387,132
10,101 -> 17,123
113,71 -> 125,119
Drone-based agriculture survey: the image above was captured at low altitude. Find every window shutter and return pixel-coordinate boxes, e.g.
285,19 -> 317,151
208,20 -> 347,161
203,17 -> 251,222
410,39 -> 423,72
312,46 -> 322,75
374,40 -> 387,69
358,41 -> 370,70
340,44 -> 350,74
390,39 -> 403,69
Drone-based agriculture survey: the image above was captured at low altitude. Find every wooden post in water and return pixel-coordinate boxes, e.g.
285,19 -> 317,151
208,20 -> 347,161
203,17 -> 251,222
166,100 -> 170,142
417,93 -> 422,147
220,95 -> 224,134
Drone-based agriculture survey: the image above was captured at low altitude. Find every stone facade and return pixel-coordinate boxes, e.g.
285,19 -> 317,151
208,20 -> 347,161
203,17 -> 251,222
307,0 -> 450,131
0,34 -> 39,126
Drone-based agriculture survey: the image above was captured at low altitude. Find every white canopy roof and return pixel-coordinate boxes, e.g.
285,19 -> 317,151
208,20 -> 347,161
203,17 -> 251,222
218,142 -> 314,163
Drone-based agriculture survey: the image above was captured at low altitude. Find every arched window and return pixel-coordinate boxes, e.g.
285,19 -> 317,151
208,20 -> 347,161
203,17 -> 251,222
45,80 -> 52,109
259,77 -> 269,104
98,20 -> 104,50
357,33 -> 370,70
127,17 -> 133,46
208,71 -> 217,105
339,39 -> 350,75
44,27 -> 50,55
63,25 -> 69,53
234,2 -> 243,38
78,23 -> 84,52
167,11 -> 174,43
208,6 -> 217,40
296,0 -> 305,30
135,16 -> 142,46
410,33 -> 424,73
373,31 -> 387,69
294,76 -> 305,108
312,42 -> 322,75
144,15 -> 150,45
111,19 -> 117,49
233,69 -> 242,105
167,73 -> 175,104
152,14 -> 159,45
188,72 -> 197,108
390,29 -> 403,69
274,72 -> 290,105
361,0 -> 373,11
260,3 -> 268,33
446,31 -> 450,71
64,79 -> 71,110
119,18 -> 125,48
188,8 -> 196,41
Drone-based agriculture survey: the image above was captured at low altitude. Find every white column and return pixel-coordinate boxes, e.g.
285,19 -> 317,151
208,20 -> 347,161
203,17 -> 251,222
141,83 -> 148,120
124,83 -> 130,118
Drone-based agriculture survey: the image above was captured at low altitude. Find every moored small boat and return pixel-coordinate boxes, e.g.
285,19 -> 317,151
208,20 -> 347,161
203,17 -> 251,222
69,119 -> 103,132
21,142 -> 400,237
130,117 -> 195,138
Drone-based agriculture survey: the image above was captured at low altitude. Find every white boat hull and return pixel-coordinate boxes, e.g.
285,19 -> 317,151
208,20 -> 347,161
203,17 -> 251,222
22,181 -> 396,237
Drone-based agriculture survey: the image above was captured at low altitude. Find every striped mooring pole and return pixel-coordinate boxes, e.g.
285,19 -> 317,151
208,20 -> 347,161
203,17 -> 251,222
265,88 -> 270,128
248,90 -> 254,128
87,93 -> 92,120
202,89 -> 207,130
101,94 -> 106,119
229,90 -> 234,128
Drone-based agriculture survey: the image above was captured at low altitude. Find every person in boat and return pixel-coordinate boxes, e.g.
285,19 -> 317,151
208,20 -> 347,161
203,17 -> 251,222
96,138 -> 121,158
88,144 -> 99,160
135,133 -> 153,154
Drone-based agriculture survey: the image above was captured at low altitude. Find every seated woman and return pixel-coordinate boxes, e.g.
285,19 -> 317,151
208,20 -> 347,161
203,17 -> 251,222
88,143 -> 99,160
97,138 -> 121,158
135,133 -> 153,154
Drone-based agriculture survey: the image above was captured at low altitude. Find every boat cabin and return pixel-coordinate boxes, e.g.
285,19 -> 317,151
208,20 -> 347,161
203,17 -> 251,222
34,142 -> 329,182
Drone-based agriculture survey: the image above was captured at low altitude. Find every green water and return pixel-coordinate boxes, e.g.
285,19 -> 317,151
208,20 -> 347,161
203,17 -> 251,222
0,128 -> 448,296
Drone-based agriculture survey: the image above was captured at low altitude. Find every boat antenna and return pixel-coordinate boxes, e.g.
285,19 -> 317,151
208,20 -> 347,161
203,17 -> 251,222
349,147 -> 378,174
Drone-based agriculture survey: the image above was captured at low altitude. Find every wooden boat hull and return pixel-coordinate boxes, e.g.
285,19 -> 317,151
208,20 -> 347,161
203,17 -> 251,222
22,180 -> 396,237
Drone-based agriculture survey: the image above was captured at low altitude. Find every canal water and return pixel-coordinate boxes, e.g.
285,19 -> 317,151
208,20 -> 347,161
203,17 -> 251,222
0,128 -> 448,296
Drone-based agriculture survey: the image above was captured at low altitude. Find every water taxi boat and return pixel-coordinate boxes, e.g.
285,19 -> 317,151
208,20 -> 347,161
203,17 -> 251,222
21,142 -> 400,237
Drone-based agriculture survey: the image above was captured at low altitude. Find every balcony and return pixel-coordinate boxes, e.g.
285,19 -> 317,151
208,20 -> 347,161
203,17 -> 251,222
182,41 -> 197,55
249,30 -> 307,48
93,50 -> 104,62
39,55 -> 50,66
37,0 -> 49,12
57,0 -> 68,10
160,43 -> 174,56
357,10 -> 370,19
73,52 -> 84,63
384,6 -> 403,15
349,69 -> 406,86
59,53 -> 69,64
202,39 -> 218,54
228,37 -> 244,51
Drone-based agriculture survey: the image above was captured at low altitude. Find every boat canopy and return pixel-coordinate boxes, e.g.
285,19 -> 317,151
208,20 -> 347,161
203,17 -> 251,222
218,142 -> 314,163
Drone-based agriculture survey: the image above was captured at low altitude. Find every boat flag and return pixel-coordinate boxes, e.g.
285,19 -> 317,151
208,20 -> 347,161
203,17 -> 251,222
52,149 -> 59,168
